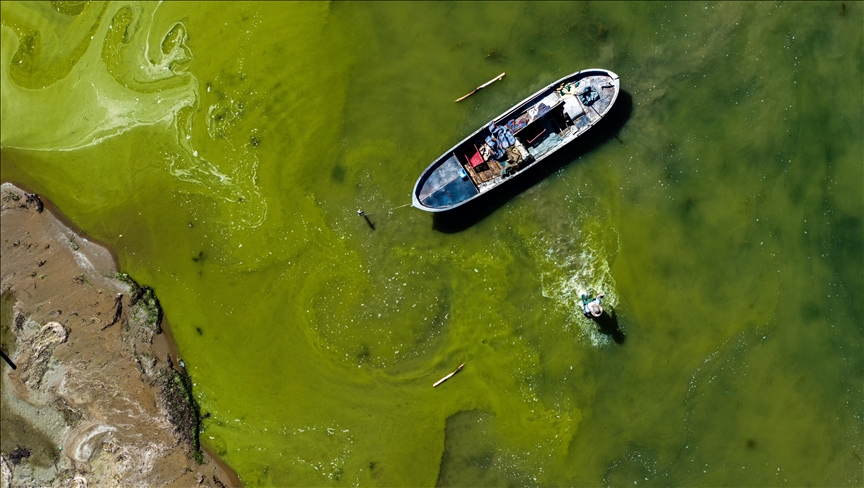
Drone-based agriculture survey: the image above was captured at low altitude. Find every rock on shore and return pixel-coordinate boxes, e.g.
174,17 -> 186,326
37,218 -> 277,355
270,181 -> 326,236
0,183 -> 239,487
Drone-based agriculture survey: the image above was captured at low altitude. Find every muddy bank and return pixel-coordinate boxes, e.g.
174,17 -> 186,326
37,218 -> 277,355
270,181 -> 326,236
0,182 -> 241,487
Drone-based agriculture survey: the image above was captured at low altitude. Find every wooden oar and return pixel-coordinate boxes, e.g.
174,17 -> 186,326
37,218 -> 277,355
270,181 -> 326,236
455,73 -> 506,102
433,363 -> 465,387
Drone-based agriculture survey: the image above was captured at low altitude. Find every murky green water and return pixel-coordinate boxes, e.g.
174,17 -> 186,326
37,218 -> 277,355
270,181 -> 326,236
2,2 -> 862,486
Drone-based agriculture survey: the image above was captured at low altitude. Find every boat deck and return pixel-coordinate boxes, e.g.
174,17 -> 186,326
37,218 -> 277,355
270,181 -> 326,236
462,75 -> 616,190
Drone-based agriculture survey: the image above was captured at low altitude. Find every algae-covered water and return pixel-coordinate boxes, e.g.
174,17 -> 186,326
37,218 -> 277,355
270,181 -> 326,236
1,2 -> 862,486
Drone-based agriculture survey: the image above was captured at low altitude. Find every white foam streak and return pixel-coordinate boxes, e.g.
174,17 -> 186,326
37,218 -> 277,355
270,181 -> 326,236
0,1 -> 268,232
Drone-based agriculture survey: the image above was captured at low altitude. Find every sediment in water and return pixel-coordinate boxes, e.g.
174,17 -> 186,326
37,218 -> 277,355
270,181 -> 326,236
0,182 -> 241,487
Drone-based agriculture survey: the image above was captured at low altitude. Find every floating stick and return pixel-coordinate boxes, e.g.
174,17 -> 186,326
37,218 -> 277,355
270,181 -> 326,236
433,363 -> 465,388
455,73 -> 506,102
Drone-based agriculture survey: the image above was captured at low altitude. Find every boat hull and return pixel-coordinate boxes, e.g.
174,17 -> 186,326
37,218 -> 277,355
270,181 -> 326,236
412,69 -> 620,212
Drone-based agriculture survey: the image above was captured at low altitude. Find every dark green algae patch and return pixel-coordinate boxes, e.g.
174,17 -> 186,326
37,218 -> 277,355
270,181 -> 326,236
160,358 -> 205,465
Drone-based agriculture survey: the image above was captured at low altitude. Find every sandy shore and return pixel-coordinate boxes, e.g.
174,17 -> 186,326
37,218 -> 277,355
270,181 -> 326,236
0,182 -> 241,487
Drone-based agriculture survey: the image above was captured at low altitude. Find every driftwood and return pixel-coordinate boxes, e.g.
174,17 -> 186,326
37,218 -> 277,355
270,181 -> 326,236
102,293 -> 123,330
0,348 -> 16,369
455,73 -> 505,102
433,363 -> 465,387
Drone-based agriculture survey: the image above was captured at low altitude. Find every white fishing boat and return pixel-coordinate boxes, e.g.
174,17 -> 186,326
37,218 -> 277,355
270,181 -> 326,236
412,69 -> 620,212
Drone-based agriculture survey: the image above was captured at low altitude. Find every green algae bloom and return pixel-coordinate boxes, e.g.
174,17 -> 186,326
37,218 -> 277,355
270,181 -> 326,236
1,2 -> 861,486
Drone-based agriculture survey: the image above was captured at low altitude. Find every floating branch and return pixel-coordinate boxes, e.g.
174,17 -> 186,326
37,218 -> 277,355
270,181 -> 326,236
433,363 -> 465,387
455,73 -> 505,102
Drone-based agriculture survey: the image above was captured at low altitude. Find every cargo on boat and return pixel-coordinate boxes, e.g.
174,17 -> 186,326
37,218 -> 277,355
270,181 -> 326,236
412,69 -> 620,212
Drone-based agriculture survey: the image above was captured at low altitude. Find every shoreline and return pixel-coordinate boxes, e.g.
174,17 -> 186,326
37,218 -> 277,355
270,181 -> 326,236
0,181 -> 242,487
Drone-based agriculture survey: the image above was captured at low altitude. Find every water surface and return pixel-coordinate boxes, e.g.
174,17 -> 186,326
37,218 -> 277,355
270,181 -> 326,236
1,2 -> 861,486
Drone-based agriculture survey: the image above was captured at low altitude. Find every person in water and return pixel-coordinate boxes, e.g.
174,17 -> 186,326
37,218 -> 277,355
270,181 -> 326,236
581,292 -> 605,318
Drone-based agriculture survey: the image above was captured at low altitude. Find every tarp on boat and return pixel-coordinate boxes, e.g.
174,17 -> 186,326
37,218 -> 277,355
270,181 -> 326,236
418,154 -> 479,208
